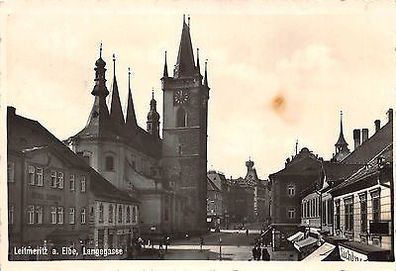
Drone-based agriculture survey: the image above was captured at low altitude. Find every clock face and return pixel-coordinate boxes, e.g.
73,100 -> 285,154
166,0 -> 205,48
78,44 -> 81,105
173,90 -> 189,105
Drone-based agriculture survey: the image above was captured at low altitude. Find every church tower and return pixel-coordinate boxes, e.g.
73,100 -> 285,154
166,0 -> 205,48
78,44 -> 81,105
161,16 -> 209,232
333,111 -> 350,162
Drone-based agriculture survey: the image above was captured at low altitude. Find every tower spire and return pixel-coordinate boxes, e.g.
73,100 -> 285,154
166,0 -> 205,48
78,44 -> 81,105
335,110 -> 349,156
204,59 -> 208,87
196,48 -> 200,74
126,67 -> 138,130
147,87 -> 160,138
163,51 -> 169,77
110,53 -> 125,126
174,15 -> 196,78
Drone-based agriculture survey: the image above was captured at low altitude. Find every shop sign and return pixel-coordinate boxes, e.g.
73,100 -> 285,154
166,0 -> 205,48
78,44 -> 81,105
339,245 -> 368,261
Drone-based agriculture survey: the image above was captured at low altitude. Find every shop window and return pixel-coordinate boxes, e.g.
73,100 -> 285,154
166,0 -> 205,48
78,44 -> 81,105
359,193 -> 367,233
118,205 -> 123,224
126,206 -> 131,223
344,197 -> 354,232
132,206 -> 137,223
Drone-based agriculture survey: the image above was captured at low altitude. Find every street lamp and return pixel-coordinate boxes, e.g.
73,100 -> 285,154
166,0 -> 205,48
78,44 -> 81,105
219,237 -> 222,261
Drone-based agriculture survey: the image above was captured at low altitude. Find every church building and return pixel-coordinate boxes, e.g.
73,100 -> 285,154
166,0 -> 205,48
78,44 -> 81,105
66,16 -> 210,235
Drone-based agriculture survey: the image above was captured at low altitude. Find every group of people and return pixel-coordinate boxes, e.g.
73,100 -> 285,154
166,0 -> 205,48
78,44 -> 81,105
252,245 -> 270,261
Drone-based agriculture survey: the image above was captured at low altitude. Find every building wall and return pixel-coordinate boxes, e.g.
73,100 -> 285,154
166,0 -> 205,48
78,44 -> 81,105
301,191 -> 321,229
333,183 -> 392,250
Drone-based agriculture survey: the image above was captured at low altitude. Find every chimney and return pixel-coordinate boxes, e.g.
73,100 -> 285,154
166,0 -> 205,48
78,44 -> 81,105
361,128 -> 369,143
374,120 -> 381,132
387,108 -> 393,123
353,129 -> 361,150
7,106 -> 16,116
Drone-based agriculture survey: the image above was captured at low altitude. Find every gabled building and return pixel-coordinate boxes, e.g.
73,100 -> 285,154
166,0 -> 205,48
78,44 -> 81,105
66,16 -> 210,234
7,107 -> 139,260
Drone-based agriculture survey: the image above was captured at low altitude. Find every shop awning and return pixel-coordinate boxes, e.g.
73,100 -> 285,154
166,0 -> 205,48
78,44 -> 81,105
303,242 -> 336,261
287,231 -> 304,243
294,236 -> 318,252
339,241 -> 391,261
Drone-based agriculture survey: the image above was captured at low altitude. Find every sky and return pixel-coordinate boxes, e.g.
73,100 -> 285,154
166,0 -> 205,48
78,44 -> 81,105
3,0 -> 396,179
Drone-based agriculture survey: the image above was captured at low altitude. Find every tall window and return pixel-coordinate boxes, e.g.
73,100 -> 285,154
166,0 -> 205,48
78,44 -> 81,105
359,194 -> 367,233
126,206 -> 131,223
176,107 -> 187,127
50,170 -> 57,187
9,204 -> 14,224
69,174 -> 75,191
108,204 -> 114,223
328,200 -> 333,224
288,208 -> 295,219
51,207 -> 57,224
344,197 -> 354,231
28,166 -> 36,185
287,185 -> 295,197
301,203 -> 304,218
36,167 -> 43,186
7,162 -> 15,183
307,200 -> 311,218
81,176 -> 86,192
99,204 -> 104,223
118,205 -> 123,224
371,190 -> 380,223
81,208 -> 86,224
132,206 -> 137,223
105,156 -> 115,171
322,201 -> 327,225
335,201 -> 340,230
57,172 -> 64,189
35,206 -> 43,224
69,208 -> 75,224
57,207 -> 64,224
27,205 -> 35,224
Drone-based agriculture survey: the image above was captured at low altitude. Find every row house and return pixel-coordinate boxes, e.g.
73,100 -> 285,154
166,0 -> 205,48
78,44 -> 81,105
288,109 -> 393,262
7,107 -> 139,260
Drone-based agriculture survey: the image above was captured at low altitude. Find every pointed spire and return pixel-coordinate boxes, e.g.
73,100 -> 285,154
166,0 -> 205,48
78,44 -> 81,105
335,110 -> 349,153
110,54 -> 125,126
126,67 -> 138,129
163,51 -> 169,77
204,59 -> 208,86
174,15 -> 196,78
92,42 -> 108,97
196,48 -> 200,73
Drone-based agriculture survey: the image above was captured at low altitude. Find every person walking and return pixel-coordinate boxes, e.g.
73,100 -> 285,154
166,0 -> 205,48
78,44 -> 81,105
256,245 -> 262,261
262,247 -> 270,261
251,246 -> 257,260
199,236 -> 204,252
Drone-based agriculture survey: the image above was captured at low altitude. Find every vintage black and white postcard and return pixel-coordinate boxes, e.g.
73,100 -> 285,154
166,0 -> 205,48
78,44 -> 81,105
1,1 -> 395,270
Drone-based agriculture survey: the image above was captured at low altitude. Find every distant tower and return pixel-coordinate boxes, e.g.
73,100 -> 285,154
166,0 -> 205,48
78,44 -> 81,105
161,15 -> 210,232
147,89 -> 160,137
334,111 -> 350,161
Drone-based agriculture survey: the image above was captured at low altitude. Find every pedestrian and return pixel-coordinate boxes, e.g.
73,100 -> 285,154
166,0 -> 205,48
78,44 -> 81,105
165,236 -> 170,251
262,247 -> 270,261
251,246 -> 257,260
246,229 -> 249,236
256,245 -> 262,261
199,236 -> 204,252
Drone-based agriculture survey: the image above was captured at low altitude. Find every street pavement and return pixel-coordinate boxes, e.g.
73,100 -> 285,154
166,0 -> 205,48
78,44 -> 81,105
142,232 -> 298,261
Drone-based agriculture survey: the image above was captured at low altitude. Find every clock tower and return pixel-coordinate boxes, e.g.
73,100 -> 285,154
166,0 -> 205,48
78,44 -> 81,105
161,16 -> 209,233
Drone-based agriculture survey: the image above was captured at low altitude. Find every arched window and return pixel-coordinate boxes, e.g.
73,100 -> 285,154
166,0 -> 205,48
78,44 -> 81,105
287,184 -> 295,197
176,107 -> 187,127
108,204 -> 114,223
126,206 -> 131,223
105,155 -> 114,171
99,203 -> 104,223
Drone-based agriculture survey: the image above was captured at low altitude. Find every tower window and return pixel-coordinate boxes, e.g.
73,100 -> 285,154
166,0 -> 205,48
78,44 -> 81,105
105,156 -> 115,171
176,107 -> 187,127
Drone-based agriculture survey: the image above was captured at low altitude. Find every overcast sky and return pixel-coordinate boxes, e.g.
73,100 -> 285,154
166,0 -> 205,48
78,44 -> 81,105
3,1 -> 396,179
